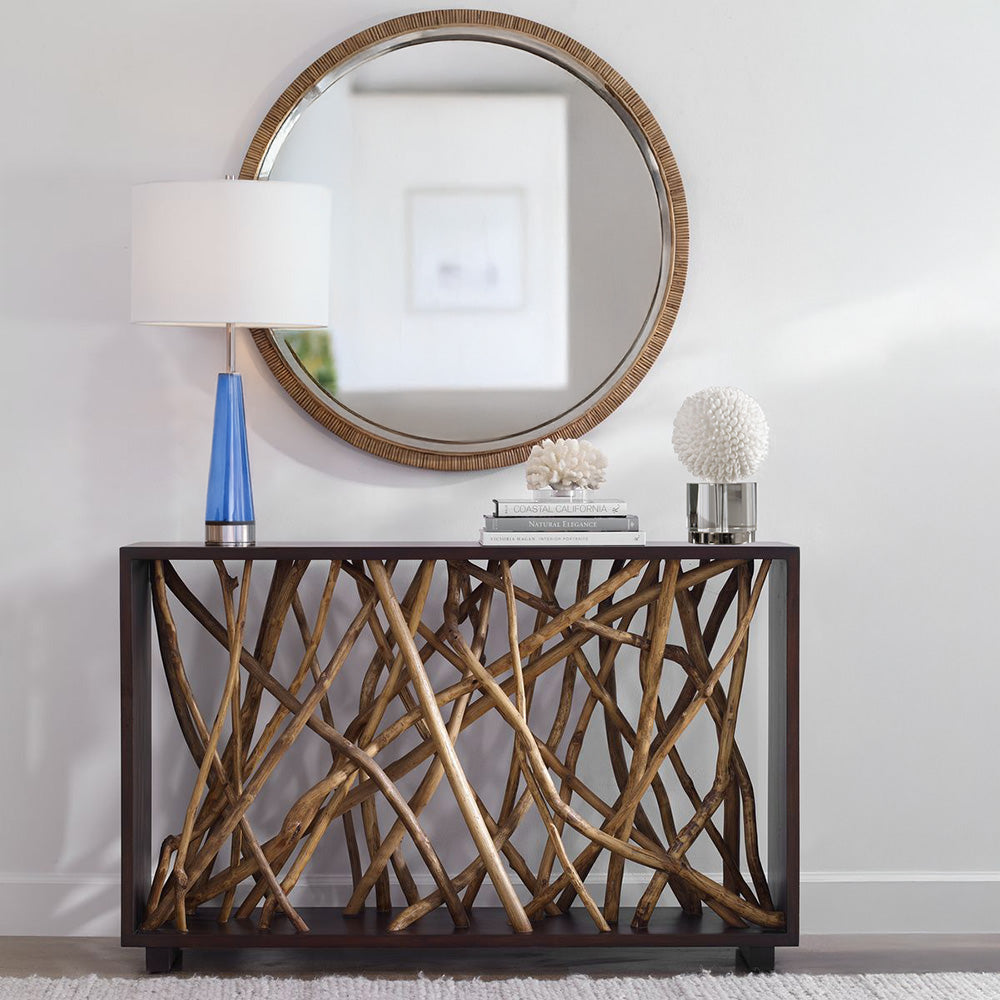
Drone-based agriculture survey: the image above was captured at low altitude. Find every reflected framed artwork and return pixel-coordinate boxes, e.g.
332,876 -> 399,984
408,189 -> 525,313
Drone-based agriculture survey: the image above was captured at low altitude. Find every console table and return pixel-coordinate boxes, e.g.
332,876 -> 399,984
121,543 -> 798,972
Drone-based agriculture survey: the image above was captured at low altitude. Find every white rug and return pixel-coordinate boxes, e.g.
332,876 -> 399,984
2,974 -> 999,999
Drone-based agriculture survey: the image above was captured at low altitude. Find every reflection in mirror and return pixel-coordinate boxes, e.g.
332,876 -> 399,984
267,40 -> 662,445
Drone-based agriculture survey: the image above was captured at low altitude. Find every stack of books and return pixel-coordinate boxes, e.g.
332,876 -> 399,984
480,496 -> 645,545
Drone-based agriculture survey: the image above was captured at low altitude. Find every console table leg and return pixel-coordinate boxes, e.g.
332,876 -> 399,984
737,946 -> 775,973
145,947 -> 182,974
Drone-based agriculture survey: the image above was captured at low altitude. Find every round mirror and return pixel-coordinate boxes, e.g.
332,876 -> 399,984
241,11 -> 687,470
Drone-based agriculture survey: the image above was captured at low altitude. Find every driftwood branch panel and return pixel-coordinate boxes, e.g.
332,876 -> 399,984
121,543 -> 798,972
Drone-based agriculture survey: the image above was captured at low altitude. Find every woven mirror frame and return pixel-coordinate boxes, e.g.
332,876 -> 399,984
240,9 -> 689,470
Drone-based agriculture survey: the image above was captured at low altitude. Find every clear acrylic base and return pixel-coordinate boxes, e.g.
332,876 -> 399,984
687,482 -> 757,544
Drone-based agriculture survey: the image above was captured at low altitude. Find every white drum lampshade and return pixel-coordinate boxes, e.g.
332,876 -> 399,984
131,180 -> 331,328
130,179 -> 332,546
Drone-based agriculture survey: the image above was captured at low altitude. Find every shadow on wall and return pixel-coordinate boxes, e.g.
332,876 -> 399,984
0,175 -> 129,326
0,554 -> 123,934
0,232 -> 205,933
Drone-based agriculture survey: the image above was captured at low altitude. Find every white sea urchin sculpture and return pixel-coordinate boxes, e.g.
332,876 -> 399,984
525,437 -> 607,491
672,387 -> 769,482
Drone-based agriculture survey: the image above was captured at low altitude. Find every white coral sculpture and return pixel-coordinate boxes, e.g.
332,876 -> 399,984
672,386 -> 769,483
525,437 -> 607,491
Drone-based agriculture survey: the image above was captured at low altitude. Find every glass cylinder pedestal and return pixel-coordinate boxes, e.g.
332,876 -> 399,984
686,482 -> 756,544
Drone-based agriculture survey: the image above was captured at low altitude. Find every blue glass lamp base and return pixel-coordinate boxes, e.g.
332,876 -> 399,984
205,372 -> 255,547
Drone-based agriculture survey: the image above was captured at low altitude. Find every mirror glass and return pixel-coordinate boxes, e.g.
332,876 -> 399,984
251,23 -> 683,466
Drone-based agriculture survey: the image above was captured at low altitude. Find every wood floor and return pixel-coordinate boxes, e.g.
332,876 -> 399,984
0,936 -> 998,979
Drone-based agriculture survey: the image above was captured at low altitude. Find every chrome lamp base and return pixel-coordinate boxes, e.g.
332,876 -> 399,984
205,521 -> 256,546
687,482 -> 757,544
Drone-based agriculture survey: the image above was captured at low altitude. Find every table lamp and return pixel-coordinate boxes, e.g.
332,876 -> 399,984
131,179 -> 331,545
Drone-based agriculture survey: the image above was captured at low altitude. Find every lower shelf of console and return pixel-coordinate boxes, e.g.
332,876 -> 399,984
127,905 -> 793,950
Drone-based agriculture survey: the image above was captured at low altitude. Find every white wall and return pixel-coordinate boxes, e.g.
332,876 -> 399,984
1,0 -> 998,936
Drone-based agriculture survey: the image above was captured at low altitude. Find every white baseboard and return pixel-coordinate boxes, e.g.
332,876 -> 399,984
0,873 -> 120,937
1,871 -> 997,936
801,872 -> 1000,934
